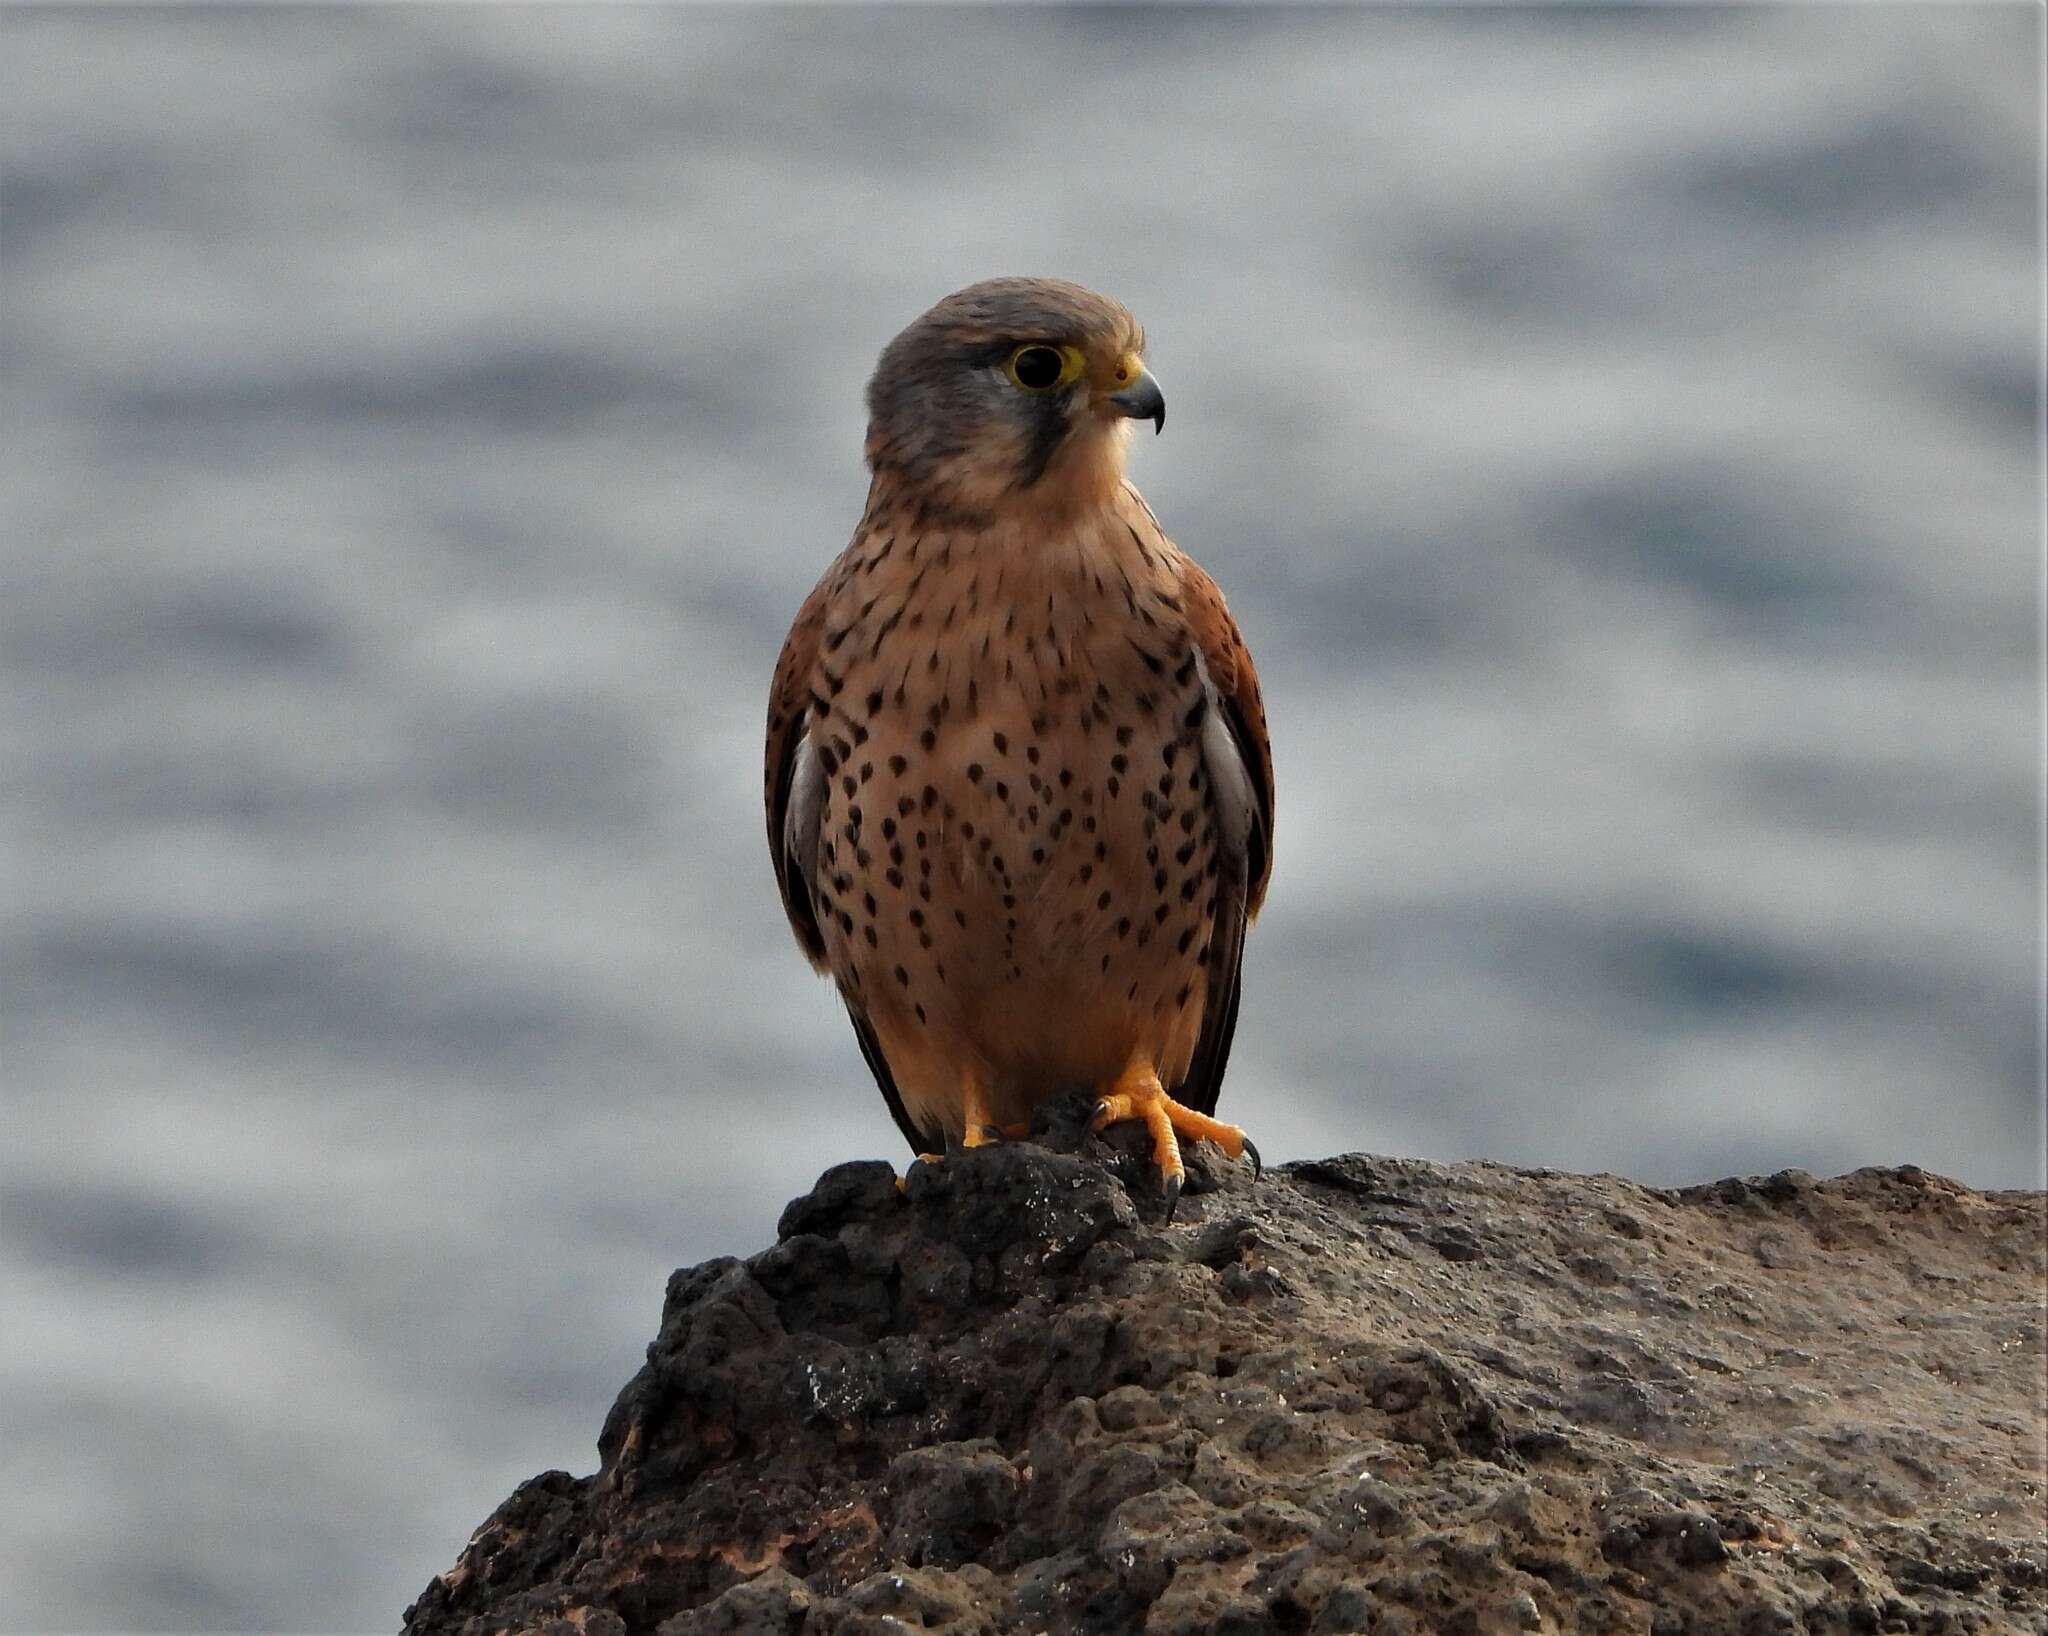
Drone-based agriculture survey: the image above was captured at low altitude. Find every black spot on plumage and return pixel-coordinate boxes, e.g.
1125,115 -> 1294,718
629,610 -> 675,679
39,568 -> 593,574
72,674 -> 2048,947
1116,917 -> 1131,938
920,729 -> 936,752
898,796 -> 916,816
886,867 -> 904,888
888,754 -> 908,776
819,744 -> 840,775
864,689 -> 884,717
841,775 -> 857,798
881,817 -> 896,840
1111,753 -> 1128,774
992,732 -> 1008,755
895,965 -> 910,987
1177,927 -> 1197,956
864,926 -> 878,947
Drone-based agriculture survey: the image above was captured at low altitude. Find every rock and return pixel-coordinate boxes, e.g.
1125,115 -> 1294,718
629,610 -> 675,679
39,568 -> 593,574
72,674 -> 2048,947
404,1108 -> 2047,1635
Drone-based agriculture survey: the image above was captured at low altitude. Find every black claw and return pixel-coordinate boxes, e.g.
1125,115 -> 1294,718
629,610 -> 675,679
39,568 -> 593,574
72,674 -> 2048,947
1242,1138 -> 1262,1181
980,1124 -> 1005,1145
1163,1173 -> 1184,1224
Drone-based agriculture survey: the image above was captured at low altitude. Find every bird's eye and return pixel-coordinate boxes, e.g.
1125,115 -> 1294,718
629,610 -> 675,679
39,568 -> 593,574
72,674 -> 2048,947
1006,344 -> 1076,392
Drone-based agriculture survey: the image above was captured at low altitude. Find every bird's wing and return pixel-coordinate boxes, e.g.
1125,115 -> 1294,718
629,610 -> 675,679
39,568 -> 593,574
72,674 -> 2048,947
765,575 -> 833,971
765,563 -> 934,1152
1174,557 -> 1275,1117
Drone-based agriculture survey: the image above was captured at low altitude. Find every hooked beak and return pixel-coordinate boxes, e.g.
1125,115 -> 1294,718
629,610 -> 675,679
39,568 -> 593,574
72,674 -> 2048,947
1104,367 -> 1166,435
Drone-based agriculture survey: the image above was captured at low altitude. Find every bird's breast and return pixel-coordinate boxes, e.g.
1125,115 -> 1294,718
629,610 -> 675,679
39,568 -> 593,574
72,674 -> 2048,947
807,516 -> 1222,1080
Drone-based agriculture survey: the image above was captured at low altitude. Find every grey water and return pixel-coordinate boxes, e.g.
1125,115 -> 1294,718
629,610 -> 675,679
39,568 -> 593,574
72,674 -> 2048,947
1,6 -> 2038,1628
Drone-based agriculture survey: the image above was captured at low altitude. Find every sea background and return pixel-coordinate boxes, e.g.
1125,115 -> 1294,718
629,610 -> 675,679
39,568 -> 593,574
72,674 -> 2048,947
1,6 -> 2039,1628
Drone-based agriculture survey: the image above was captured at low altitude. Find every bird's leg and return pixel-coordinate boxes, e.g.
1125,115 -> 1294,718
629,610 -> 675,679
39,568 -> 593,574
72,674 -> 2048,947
901,1072 -> 1005,1193
1091,1057 -> 1260,1221
959,1071 -> 1004,1149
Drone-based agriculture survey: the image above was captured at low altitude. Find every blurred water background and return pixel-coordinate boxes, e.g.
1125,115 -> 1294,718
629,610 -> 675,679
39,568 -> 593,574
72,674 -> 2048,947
1,4 -> 2039,1628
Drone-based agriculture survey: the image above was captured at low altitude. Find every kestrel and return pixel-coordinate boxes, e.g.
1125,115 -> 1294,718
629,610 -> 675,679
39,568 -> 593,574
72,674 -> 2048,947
765,278 -> 1273,1214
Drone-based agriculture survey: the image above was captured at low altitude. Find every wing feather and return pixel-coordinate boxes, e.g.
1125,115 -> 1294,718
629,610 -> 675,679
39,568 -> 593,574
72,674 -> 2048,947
765,577 -> 832,969
1172,558 -> 1274,1116
765,562 -> 931,1152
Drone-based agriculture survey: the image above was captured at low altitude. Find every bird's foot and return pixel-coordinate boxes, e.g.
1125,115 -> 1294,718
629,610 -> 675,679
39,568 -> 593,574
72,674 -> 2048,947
895,1151 -> 947,1192
894,1114 -> 1030,1189
1091,1062 -> 1260,1222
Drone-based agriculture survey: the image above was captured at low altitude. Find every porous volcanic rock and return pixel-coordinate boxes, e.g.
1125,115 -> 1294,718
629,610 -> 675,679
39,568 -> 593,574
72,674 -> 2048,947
404,1102 -> 2047,1635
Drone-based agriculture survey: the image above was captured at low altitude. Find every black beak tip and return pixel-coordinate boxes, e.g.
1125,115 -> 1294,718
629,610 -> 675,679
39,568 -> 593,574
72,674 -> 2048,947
1110,375 -> 1168,436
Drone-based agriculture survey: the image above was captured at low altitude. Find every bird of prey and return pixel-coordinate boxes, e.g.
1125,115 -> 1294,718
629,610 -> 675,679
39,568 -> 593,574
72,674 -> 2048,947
765,278 -> 1273,1213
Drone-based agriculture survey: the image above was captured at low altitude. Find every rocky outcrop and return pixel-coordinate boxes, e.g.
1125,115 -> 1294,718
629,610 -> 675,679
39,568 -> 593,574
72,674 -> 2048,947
403,1100 -> 2046,1635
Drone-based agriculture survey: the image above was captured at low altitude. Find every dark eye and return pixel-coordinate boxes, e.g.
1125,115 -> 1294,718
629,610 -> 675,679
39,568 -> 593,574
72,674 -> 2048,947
1007,345 -> 1066,391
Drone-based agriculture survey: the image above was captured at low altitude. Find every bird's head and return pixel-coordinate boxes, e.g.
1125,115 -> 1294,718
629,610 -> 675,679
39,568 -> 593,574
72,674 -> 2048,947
863,277 -> 1164,518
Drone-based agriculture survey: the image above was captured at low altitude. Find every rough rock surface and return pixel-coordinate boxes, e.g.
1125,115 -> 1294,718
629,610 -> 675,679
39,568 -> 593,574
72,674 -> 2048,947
405,1101 -> 2047,1635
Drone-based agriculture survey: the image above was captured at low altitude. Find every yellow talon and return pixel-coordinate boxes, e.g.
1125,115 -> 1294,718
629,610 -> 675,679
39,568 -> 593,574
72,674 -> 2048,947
1090,1059 -> 1257,1220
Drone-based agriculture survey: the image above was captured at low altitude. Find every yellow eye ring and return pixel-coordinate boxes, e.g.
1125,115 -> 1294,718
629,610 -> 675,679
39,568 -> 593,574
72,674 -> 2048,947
1006,343 -> 1085,392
